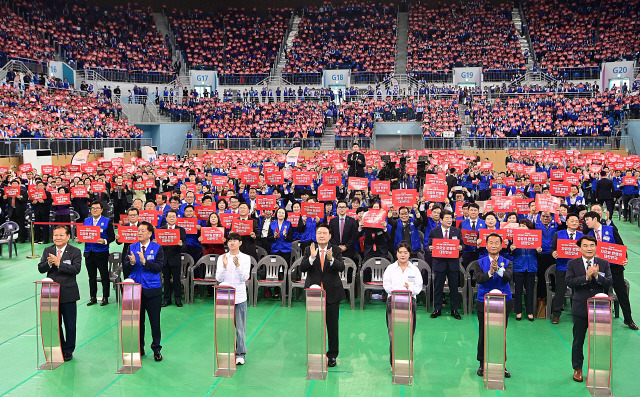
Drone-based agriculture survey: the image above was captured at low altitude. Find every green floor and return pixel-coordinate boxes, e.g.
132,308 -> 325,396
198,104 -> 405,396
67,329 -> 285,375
2,222 -> 640,397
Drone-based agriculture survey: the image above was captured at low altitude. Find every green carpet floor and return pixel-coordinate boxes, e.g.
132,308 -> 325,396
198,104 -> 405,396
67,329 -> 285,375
1,220 -> 639,397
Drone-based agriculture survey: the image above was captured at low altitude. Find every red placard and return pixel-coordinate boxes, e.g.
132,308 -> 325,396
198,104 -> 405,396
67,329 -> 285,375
29,190 -> 46,201
425,173 -> 446,184
265,171 -> 284,185
4,186 -> 19,197
550,169 -> 566,180
549,181 -> 571,197
392,189 -> 418,207
288,212 -> 301,227
370,180 -> 390,195
461,229 -> 479,246
156,228 -> 181,246
301,202 -> 324,218
71,186 -> 88,198
322,173 -> 342,186
201,227 -> 225,244
348,177 -> 368,191
556,239 -> 581,259
622,176 -> 637,186
596,241 -> 627,265
515,198 -> 533,214
492,196 -> 515,212
139,210 -> 161,226
117,225 -> 138,243
219,212 -> 240,229
431,238 -> 460,258
77,225 -> 100,243
133,181 -> 145,190
91,182 -> 106,193
530,173 -> 547,184
512,229 -> 542,249
293,171 -> 315,186
423,184 -> 447,202
176,217 -> 198,234
479,161 -> 493,171
478,229 -> 507,248
195,206 -> 216,221
362,209 -> 386,229
144,179 -> 155,189
240,172 -> 260,186
19,163 -> 33,173
565,173 -> 581,186
256,195 -> 276,210
503,177 -> 515,186
211,175 -> 228,187
232,219 -> 253,236
535,194 -> 561,213
317,185 -> 336,202
491,188 -> 506,197
41,165 -> 59,175
52,193 -> 71,206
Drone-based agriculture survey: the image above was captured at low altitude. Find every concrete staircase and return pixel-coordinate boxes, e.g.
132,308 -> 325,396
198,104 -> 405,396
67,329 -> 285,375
394,12 -> 409,75
320,126 -> 335,150
154,12 -> 186,75
512,7 -> 534,69
273,15 -> 302,80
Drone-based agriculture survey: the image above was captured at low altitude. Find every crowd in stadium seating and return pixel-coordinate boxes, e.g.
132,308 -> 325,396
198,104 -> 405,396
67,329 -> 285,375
0,6 -> 55,65
597,0 -> 640,63
0,84 -> 141,139
14,0 -> 173,78
407,1 -> 525,79
283,3 -> 397,80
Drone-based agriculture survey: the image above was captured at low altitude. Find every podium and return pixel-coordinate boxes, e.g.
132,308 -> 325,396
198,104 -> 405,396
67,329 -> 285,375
483,293 -> 506,391
116,280 -> 142,374
214,286 -> 236,377
34,280 -> 64,370
306,288 -> 327,380
586,296 -> 614,397
391,290 -> 413,385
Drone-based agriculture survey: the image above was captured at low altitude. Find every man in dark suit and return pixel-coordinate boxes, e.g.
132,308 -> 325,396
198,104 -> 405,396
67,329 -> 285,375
110,175 -> 130,219
300,224 -> 345,368
83,201 -> 116,306
158,210 -> 186,307
237,202 -> 260,261
427,210 -> 463,319
329,200 -> 359,262
37,225 -> 82,362
566,235 -> 612,382
123,221 -> 165,362
347,143 -> 366,178
115,207 -> 139,278
32,180 -> 53,244
595,171 -> 615,215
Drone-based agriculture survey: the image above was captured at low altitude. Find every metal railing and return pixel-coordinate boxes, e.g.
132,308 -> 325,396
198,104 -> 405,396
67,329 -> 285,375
82,67 -> 175,84
218,73 -> 270,86
458,135 -> 628,152
408,71 -> 454,84
483,69 -> 526,82
184,137 -> 322,152
282,72 -> 322,85
351,71 -> 391,85
548,67 -> 601,81
0,138 -> 151,158
472,90 -> 596,100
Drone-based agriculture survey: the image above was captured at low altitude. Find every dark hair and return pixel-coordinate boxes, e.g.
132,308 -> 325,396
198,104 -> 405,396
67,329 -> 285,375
485,232 -> 503,243
275,207 -> 288,220
337,200 -> 348,207
127,207 -> 139,215
169,196 -> 181,203
396,242 -> 412,253
158,193 -> 167,202
398,206 -> 410,214
577,235 -> 597,247
53,225 -> 71,235
238,202 -> 250,210
505,212 -> 518,221
316,223 -> 331,233
139,221 -> 154,233
227,232 -> 242,241
440,209 -> 454,219
183,204 -> 194,212
483,211 -> 497,221
576,204 -> 588,213
90,200 -> 103,209
584,211 -> 601,222
468,203 -> 480,210
166,209 -> 178,217
565,213 -> 579,222
519,219 -> 535,230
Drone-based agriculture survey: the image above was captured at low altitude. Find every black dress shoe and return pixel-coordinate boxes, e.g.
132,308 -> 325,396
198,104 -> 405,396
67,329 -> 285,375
161,301 -> 171,308
100,297 -> 109,306
87,297 -> 97,306
327,358 -> 336,367
504,369 -> 511,378
625,320 -> 639,330
430,310 -> 442,318
63,353 -> 73,362
154,351 -> 163,362
477,366 -> 483,376
140,349 -> 145,357
176,301 -> 183,307
451,310 -> 462,320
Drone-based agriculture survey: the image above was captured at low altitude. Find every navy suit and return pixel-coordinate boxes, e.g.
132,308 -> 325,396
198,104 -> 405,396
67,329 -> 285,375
428,226 -> 462,312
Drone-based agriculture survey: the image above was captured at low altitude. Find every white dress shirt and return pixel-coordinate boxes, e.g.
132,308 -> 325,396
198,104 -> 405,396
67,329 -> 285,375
216,251 -> 251,304
383,261 -> 424,297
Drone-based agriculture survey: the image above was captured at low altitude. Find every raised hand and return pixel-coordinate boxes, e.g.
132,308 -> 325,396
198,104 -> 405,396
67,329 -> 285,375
310,242 -> 318,259
222,253 -> 228,269
326,247 -> 333,262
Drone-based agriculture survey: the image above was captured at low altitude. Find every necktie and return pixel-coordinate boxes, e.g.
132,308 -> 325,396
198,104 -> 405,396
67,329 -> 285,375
142,245 -> 146,256
444,229 -> 449,239
340,218 -> 344,242
595,230 -> 601,241
586,260 -> 591,273
320,249 -> 325,271
570,233 -> 574,240
471,221 -> 476,231
57,249 -> 62,260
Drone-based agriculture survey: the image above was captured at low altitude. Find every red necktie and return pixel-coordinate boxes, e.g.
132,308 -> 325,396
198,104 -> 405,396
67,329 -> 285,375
340,218 -> 344,241
595,230 -> 601,241
444,229 -> 449,239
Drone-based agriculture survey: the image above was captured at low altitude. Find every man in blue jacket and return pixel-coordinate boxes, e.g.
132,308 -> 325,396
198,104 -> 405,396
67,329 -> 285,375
84,201 -> 115,307
123,221 -> 165,362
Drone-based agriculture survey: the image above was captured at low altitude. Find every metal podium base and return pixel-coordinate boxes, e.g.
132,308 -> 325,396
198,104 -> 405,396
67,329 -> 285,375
214,368 -> 236,378
392,359 -> 413,385
37,361 -> 64,370
306,353 -> 327,380
117,365 -> 142,374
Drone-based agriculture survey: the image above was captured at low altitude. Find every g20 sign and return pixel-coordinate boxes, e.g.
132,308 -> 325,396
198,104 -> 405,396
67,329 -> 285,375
612,67 -> 628,74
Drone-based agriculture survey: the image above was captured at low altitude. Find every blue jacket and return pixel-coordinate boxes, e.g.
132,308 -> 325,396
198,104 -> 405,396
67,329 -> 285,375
536,222 -> 557,254
83,216 -> 113,253
269,220 -> 294,253
476,255 -> 512,302
393,219 -> 421,252
553,229 -> 583,271
126,241 -> 164,289
460,218 -> 486,252
512,247 -> 538,272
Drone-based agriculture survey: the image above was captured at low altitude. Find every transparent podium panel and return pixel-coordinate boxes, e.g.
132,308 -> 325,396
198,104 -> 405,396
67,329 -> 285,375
214,286 -> 236,377
116,281 -> 142,374
34,281 -> 64,370
391,291 -> 413,385
586,297 -> 614,397
306,288 -> 327,380
484,293 -> 506,391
